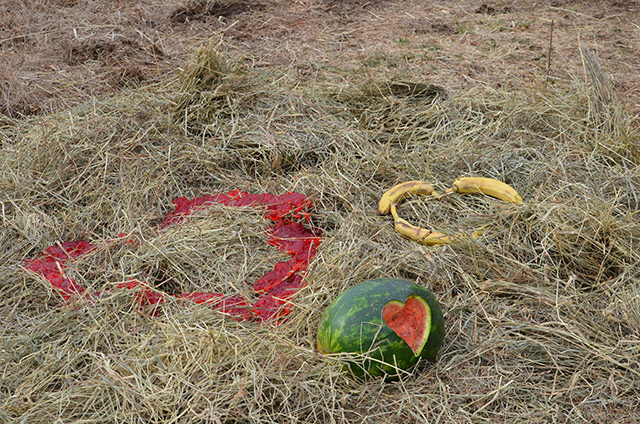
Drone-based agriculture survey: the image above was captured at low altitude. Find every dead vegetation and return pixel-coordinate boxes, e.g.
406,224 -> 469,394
1,34 -> 639,422
1,1 -> 639,119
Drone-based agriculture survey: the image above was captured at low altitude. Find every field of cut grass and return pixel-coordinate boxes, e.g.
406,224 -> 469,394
1,30 -> 640,424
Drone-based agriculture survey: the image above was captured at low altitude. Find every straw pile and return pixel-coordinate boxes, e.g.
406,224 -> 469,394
1,41 -> 639,423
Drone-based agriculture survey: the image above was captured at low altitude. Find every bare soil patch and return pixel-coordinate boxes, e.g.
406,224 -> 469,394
1,1 -> 639,118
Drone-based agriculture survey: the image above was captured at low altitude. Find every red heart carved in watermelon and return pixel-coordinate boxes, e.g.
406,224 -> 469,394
382,295 -> 431,356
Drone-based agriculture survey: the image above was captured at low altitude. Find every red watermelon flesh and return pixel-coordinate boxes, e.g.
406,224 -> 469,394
382,295 -> 431,356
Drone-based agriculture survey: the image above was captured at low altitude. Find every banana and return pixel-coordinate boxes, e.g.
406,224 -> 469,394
378,181 -> 438,215
380,177 -> 521,247
451,177 -> 523,204
390,204 -> 452,246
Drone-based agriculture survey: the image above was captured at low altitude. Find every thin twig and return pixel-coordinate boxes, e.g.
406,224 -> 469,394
545,19 -> 554,85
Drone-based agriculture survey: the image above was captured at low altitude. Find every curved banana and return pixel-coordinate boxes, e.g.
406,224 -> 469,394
450,177 -> 522,204
378,181 -> 438,215
390,204 -> 452,246
380,177 -> 522,247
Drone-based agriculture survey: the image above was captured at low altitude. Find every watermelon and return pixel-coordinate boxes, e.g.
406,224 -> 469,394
317,278 -> 445,379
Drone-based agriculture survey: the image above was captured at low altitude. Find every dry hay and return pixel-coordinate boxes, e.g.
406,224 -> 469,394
1,41 -> 640,423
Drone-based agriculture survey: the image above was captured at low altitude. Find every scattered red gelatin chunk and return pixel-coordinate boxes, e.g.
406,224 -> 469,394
23,191 -> 321,323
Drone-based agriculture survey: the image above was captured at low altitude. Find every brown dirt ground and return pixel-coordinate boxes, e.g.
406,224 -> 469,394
1,0 -> 639,119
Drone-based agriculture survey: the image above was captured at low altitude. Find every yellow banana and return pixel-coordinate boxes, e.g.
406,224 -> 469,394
390,204 -> 452,246
450,177 -> 523,204
380,177 -> 520,247
378,181 -> 438,215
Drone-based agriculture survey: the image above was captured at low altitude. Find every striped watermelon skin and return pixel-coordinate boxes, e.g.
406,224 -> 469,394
317,278 -> 445,378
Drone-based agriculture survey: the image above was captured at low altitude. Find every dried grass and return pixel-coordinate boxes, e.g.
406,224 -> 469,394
1,42 -> 640,423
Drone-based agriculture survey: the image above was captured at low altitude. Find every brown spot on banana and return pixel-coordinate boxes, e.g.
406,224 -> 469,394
390,204 -> 451,246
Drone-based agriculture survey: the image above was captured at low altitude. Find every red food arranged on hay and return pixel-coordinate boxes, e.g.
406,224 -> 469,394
23,191 -> 322,323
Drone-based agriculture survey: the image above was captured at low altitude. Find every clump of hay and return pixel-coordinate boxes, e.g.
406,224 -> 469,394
1,43 -> 639,422
174,40 -> 255,133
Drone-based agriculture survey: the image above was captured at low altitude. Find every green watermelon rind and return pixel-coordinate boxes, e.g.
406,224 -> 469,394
317,278 -> 445,378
